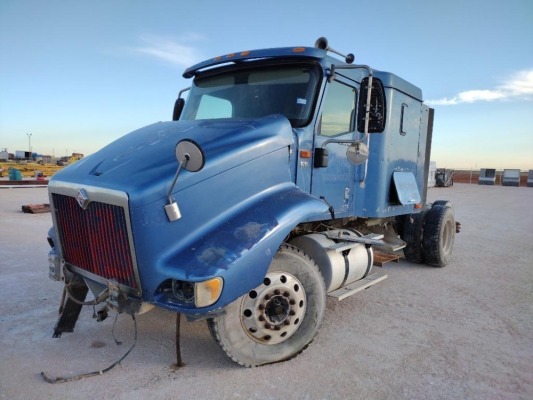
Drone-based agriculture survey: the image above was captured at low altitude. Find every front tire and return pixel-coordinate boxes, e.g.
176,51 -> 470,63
208,244 -> 326,367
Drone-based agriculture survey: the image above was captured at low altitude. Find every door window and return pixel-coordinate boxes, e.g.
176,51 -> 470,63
319,80 -> 356,137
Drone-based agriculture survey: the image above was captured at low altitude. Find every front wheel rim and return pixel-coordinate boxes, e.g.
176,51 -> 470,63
240,271 -> 306,345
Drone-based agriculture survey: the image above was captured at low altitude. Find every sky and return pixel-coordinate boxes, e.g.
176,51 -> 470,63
1,0 -> 532,170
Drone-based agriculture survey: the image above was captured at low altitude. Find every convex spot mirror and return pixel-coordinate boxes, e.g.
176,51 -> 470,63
346,142 -> 368,165
176,140 -> 205,172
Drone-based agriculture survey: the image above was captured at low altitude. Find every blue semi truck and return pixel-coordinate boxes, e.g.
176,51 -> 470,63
46,38 -> 457,367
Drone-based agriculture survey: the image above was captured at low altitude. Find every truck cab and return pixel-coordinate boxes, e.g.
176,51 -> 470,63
47,38 -> 456,367
178,44 -> 430,219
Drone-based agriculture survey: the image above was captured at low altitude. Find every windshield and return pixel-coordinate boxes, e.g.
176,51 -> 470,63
181,64 -> 321,127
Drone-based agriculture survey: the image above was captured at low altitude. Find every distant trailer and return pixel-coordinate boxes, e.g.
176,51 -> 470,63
435,168 -> 454,187
502,169 -> 520,187
15,150 -> 31,160
528,170 -> 533,188
479,168 -> 496,185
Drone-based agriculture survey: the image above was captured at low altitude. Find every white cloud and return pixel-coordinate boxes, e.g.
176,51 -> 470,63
132,34 -> 204,67
500,69 -> 533,96
427,69 -> 533,105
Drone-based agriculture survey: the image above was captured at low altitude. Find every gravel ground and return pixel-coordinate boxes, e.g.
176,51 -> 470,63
0,183 -> 532,400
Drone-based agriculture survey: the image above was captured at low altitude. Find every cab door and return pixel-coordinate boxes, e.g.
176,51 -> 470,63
311,77 -> 358,218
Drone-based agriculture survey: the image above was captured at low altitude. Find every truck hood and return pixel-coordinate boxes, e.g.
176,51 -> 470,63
51,115 -> 295,208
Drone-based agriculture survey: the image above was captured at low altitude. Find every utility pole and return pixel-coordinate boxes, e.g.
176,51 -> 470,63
26,133 -> 32,160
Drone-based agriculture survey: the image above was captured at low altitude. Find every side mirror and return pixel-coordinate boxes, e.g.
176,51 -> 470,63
314,139 -> 367,168
346,142 -> 368,165
172,98 -> 185,121
165,140 -> 205,222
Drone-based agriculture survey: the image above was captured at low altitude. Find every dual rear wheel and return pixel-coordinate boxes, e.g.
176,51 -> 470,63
402,201 -> 456,267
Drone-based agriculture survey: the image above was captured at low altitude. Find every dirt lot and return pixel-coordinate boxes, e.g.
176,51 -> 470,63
0,184 -> 532,400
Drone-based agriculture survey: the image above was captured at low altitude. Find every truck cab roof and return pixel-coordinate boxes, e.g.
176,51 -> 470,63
183,46 -> 328,78
183,45 -> 422,101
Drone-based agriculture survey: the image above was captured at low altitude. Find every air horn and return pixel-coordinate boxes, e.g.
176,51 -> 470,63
315,37 -> 355,64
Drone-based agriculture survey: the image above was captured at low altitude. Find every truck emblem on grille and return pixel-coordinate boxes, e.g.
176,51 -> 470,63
76,189 -> 90,210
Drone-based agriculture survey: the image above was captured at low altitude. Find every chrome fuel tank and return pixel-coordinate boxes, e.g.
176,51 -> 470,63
290,230 -> 373,293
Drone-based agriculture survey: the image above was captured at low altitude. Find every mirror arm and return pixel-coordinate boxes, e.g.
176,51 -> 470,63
327,64 -> 374,186
329,64 -> 373,138
321,138 -> 354,148
164,155 -> 190,222
363,74 -> 373,138
167,155 -> 190,203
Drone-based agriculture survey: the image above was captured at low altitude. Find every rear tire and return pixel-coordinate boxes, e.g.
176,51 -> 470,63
431,200 -> 453,209
423,205 -> 456,267
208,244 -> 326,367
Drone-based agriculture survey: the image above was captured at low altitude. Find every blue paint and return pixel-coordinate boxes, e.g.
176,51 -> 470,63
49,45 -> 433,317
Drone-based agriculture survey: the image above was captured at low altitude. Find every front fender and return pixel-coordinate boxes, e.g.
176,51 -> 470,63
154,183 -> 329,316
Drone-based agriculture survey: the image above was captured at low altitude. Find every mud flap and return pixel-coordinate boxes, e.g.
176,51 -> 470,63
53,283 -> 89,338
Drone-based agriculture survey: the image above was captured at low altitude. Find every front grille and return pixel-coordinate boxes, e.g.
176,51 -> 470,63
52,193 -> 138,290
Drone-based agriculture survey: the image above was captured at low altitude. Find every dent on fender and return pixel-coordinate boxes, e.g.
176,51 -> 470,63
195,221 -> 277,270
